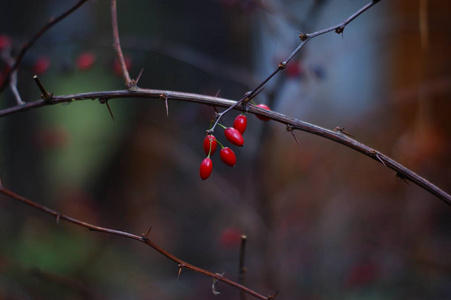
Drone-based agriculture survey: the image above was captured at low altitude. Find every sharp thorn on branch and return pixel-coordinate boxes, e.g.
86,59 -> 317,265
106,101 -> 115,121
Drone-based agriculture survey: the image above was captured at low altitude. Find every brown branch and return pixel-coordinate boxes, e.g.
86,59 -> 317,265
0,0 -> 90,94
0,88 -> 448,206
111,0 -> 133,88
0,184 -> 271,300
239,235 -> 248,300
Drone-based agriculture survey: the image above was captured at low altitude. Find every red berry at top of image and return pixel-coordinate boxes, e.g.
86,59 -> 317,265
203,134 -> 218,156
224,127 -> 244,147
220,147 -> 236,167
199,157 -> 213,180
255,104 -> 271,121
0,34 -> 11,50
233,114 -> 247,134
33,56 -> 51,75
76,52 -> 96,71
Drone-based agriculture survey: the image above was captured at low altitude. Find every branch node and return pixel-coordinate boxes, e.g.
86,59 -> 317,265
33,75 -> 54,103
268,291 -> 280,299
333,126 -> 353,137
298,33 -> 308,41
159,93 -> 169,116
55,213 -> 60,224
335,26 -> 344,34
278,62 -> 287,70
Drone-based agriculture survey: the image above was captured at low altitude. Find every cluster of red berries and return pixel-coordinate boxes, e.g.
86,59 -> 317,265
199,103 -> 270,180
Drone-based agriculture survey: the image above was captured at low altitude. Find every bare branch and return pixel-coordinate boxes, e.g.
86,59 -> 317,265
111,0 -> 133,88
0,185 -> 271,300
0,87 -> 448,205
207,0 -> 383,133
239,235 -> 248,300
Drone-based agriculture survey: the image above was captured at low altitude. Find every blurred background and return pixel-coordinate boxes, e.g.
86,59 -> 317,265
1,0 -> 450,299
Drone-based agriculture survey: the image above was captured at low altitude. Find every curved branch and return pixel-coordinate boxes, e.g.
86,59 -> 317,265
111,0 -> 132,87
0,184 -> 271,300
0,88 -> 449,205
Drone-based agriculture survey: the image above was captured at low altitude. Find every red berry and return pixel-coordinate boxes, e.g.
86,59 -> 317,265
199,158 -> 213,180
77,52 -> 95,70
286,62 -> 303,78
220,147 -> 236,167
203,134 -> 217,156
255,104 -> 271,121
0,35 -> 11,50
224,127 -> 244,147
233,114 -> 247,134
219,227 -> 242,248
33,56 -> 51,75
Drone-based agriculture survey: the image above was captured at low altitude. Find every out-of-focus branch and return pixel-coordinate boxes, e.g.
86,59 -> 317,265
0,0 -> 90,94
0,88 -> 448,206
0,183 -> 272,300
110,0 -> 133,88
0,49 -> 24,105
208,0 -> 383,133
239,235 -> 248,300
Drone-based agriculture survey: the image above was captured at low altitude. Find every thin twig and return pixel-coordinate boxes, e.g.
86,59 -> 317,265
1,49 -> 24,105
207,0 -> 383,133
239,235 -> 248,300
0,185 -> 271,300
111,0 -> 133,88
0,88 -> 448,206
0,0 -> 90,94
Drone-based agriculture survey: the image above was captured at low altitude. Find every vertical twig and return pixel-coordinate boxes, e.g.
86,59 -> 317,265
111,0 -> 132,88
1,37 -> 23,104
239,235 -> 248,300
419,0 -> 429,50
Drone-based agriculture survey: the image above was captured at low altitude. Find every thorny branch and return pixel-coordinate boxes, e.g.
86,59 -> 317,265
0,184 -> 272,300
0,0 -> 90,94
110,0 -> 133,88
0,88 -> 449,206
207,0 -> 383,132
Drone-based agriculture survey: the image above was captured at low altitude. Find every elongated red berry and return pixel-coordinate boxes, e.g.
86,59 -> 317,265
33,56 -> 51,75
199,158 -> 213,180
0,35 -> 11,50
220,147 -> 236,167
224,127 -> 244,147
255,104 -> 270,121
233,114 -> 247,134
77,52 -> 95,70
203,134 -> 217,156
